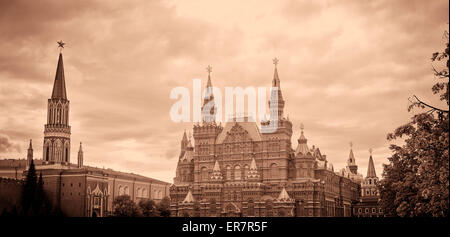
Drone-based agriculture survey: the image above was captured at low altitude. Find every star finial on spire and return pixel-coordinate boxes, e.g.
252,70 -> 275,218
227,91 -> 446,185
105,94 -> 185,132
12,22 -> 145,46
369,148 -> 373,155
273,57 -> 279,67
57,40 -> 66,51
206,65 -> 212,76
300,123 -> 304,132
350,141 -> 353,149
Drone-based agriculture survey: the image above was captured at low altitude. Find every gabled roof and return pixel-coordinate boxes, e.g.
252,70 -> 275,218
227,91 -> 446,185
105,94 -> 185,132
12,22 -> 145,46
216,121 -> 261,143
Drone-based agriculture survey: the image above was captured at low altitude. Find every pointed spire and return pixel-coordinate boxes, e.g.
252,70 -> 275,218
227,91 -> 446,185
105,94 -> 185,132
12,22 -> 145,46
182,130 -> 188,141
295,123 -> 309,156
213,160 -> 220,172
347,142 -> 356,165
27,139 -> 33,169
367,152 -> 377,178
277,187 -> 292,202
247,157 -> 260,179
51,53 -> 67,100
211,160 -> 223,180
272,57 -> 280,87
202,65 -> 215,123
78,142 -> 83,168
183,190 -> 195,203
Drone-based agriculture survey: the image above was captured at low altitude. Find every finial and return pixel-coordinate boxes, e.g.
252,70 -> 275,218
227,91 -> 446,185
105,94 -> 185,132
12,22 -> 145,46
349,142 -> 353,149
57,40 -> 66,52
273,57 -> 279,67
206,65 -> 212,76
300,123 -> 304,131
369,148 -> 373,155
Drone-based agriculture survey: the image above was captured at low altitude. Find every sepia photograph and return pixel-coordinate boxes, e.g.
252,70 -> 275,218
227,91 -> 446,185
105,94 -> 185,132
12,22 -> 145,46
0,0 -> 448,234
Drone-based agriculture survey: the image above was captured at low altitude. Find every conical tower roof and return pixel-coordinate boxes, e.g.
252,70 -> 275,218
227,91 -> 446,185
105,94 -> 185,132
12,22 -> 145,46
183,190 -> 195,203
277,187 -> 292,202
51,53 -> 67,100
210,160 -> 223,180
367,155 -> 377,178
295,124 -> 310,156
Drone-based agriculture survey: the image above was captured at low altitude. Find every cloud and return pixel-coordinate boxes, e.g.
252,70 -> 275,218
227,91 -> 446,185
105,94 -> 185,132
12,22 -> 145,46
0,0 -> 448,182
0,134 -> 21,153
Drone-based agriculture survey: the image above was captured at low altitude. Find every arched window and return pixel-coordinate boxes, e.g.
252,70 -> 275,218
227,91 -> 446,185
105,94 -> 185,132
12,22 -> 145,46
137,188 -> 141,197
248,199 -> 254,216
201,167 -> 208,181
124,186 -> 129,195
46,146 -> 49,161
118,186 -> 123,195
142,188 -> 147,197
243,165 -> 249,180
209,199 -> 217,216
234,166 -> 241,180
270,163 -> 278,179
226,166 -> 232,180
65,148 -> 69,162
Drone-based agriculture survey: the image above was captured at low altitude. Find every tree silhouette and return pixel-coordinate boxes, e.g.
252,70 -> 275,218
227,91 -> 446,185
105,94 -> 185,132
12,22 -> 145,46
380,31 -> 449,217
157,196 -> 171,217
112,195 -> 139,217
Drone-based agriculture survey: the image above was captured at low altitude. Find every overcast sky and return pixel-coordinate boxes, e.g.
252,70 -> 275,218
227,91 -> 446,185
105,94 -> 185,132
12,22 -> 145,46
0,0 -> 448,182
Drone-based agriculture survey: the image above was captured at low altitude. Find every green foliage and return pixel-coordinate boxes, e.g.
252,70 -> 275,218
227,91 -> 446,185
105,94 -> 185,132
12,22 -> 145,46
380,32 -> 449,217
112,195 -> 140,217
157,196 -> 171,217
138,199 -> 158,217
112,195 -> 172,217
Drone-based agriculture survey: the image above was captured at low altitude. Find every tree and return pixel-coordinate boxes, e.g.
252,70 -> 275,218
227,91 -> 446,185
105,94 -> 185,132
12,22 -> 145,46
138,199 -> 158,217
21,160 -> 37,215
156,196 -> 171,217
112,195 -> 140,217
379,31 -> 449,217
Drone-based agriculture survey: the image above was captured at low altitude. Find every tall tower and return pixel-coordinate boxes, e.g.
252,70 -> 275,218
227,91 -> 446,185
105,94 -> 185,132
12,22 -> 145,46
347,142 -> 358,174
27,139 -> 33,169
43,46 -> 71,165
201,65 -> 216,123
77,142 -> 83,168
361,149 -> 379,197
269,57 -> 285,120
179,130 -> 189,159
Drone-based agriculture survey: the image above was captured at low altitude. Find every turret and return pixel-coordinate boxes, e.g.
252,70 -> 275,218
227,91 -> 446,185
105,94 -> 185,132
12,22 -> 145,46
78,142 -> 83,168
347,142 -> 358,174
27,139 -> 33,169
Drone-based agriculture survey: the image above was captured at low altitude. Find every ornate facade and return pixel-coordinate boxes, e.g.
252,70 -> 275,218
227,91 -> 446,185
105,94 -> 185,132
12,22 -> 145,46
170,60 -> 362,217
